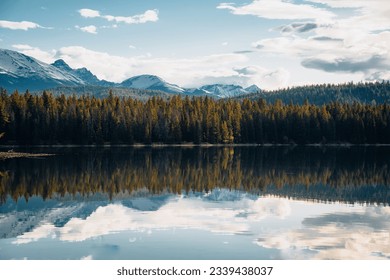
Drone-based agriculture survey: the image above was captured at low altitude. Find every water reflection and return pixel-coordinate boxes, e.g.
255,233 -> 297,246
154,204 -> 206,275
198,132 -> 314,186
257,206 -> 390,259
1,192 -> 388,260
0,146 -> 389,260
1,146 -> 389,204
12,193 -> 290,244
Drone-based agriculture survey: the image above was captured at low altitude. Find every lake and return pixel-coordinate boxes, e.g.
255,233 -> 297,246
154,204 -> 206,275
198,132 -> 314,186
0,146 -> 389,260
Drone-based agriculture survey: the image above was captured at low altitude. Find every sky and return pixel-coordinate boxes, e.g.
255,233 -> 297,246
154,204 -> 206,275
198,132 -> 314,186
0,0 -> 389,90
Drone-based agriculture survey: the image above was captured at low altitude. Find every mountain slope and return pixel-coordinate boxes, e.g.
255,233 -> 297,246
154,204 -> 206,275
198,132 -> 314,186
0,49 -> 85,91
120,75 -> 185,94
199,84 -> 250,98
51,59 -> 115,87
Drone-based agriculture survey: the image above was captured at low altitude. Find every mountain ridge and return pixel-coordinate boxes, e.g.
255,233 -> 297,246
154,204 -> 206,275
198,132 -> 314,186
0,49 -> 85,91
0,48 -> 259,98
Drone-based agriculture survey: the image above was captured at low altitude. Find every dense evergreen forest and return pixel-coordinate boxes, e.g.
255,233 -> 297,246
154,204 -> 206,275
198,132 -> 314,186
1,88 -> 390,145
239,81 -> 390,105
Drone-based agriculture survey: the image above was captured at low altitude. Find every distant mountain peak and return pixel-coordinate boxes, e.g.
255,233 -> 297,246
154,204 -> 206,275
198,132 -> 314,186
120,74 -> 185,94
0,49 -> 85,91
76,67 -> 90,74
245,84 -> 261,93
126,74 -> 166,84
199,84 -> 249,98
51,59 -> 102,85
51,59 -> 72,71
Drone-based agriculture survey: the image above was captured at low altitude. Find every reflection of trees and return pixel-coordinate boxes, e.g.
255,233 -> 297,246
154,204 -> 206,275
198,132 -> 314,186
0,147 -> 389,205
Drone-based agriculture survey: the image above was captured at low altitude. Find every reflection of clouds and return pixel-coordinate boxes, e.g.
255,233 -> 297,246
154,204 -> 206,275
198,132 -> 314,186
13,224 -> 56,244
256,207 -> 390,260
13,196 -> 290,244
250,198 -> 291,220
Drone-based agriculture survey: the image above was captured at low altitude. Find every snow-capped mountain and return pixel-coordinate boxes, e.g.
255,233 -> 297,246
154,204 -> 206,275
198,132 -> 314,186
0,49 -> 85,91
120,75 -> 185,94
51,59 -> 115,87
199,84 -> 250,98
245,84 -> 261,93
0,48 -> 261,98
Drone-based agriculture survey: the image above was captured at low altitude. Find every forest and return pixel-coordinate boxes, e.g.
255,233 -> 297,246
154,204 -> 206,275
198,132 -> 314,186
1,88 -> 390,145
239,81 -> 390,105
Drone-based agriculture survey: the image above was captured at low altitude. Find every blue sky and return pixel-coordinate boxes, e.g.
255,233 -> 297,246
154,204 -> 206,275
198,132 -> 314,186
1,0 -> 389,89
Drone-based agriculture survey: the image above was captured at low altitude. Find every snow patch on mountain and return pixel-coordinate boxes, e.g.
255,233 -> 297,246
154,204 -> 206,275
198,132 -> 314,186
0,49 -> 83,83
120,75 -> 185,94
245,84 -> 261,93
199,84 -> 249,98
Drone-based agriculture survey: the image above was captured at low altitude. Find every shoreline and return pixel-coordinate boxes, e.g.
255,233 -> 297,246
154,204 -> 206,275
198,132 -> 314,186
1,143 -> 390,149
0,151 -> 54,160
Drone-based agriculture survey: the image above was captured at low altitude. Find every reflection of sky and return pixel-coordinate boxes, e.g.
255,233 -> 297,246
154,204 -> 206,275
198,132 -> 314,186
11,194 -> 292,243
0,190 -> 389,260
257,207 -> 390,260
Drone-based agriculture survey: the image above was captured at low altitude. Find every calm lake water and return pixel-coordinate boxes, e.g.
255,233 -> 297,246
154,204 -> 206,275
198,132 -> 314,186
0,146 -> 389,260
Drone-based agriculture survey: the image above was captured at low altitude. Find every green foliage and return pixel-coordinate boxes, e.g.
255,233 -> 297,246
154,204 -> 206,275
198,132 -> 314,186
239,81 -> 390,105
0,88 -> 390,145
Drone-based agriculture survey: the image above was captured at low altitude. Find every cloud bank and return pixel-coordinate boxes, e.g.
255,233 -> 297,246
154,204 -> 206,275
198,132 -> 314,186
217,0 -> 335,21
219,0 -> 390,81
0,20 -> 43,30
78,8 -> 159,24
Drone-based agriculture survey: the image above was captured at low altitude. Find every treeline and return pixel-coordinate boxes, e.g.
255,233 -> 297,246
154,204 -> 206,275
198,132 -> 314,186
1,147 -> 389,205
241,81 -> 390,105
1,89 -> 390,144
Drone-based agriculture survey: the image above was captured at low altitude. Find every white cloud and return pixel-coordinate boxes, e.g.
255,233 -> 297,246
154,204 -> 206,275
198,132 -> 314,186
0,20 -> 42,30
275,22 -> 320,34
199,66 -> 290,89
252,30 -> 390,79
78,8 -> 159,25
252,35 -> 344,57
12,44 -> 56,63
308,0 -> 388,9
78,8 -> 100,18
56,46 -> 134,82
128,45 -> 136,49
104,10 -> 159,24
222,0 -> 390,81
79,25 -> 98,34
217,0 -> 335,21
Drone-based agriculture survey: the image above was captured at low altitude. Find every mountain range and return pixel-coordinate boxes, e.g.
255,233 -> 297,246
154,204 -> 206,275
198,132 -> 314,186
0,49 -> 261,98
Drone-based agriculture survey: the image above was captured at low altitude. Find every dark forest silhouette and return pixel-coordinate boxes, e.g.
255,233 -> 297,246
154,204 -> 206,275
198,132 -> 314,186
1,147 -> 389,205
